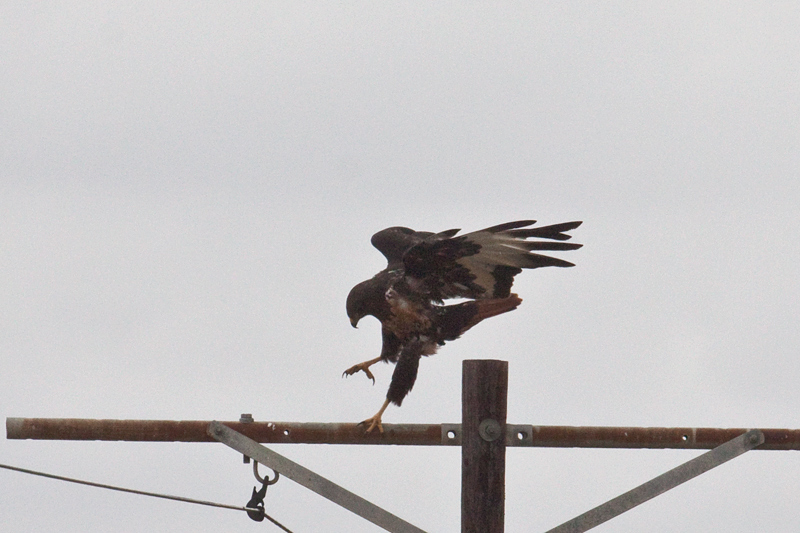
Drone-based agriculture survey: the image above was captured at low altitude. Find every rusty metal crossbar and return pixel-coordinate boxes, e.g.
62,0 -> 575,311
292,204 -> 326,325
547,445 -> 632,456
7,418 -> 800,450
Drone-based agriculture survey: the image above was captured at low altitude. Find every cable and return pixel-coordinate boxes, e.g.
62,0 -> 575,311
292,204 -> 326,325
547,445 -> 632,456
0,462 -> 292,532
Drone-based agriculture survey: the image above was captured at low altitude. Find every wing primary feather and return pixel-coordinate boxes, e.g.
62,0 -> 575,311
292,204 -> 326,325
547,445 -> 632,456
506,221 -> 583,241
500,241 -> 583,251
480,220 -> 537,233
521,254 -> 576,268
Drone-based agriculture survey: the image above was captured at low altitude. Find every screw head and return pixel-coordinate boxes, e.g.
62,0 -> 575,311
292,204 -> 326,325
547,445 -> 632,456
479,419 -> 502,442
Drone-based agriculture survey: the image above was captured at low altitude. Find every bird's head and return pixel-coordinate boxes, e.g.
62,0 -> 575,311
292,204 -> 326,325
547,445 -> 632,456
346,280 -> 372,328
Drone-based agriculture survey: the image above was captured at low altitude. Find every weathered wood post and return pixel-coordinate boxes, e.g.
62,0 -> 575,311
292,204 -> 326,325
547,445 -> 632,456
462,359 -> 508,533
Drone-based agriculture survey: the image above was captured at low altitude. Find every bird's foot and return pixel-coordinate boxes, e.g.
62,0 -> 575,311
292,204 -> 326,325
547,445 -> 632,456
342,360 -> 378,384
358,413 -> 384,434
358,398 -> 390,434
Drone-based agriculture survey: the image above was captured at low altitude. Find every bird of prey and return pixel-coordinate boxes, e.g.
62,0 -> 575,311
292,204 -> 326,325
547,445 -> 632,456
344,219 -> 582,432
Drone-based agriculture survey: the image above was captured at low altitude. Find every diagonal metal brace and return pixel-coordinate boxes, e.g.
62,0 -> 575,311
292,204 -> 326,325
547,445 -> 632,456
545,429 -> 765,533
207,421 -> 427,533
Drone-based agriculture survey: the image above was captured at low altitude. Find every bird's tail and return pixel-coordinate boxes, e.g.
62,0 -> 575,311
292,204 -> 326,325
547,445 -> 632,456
437,294 -> 522,342
468,294 -> 523,328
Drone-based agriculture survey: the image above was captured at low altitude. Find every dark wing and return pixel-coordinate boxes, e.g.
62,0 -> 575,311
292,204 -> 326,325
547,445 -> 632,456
370,227 -> 437,269
402,220 -> 582,300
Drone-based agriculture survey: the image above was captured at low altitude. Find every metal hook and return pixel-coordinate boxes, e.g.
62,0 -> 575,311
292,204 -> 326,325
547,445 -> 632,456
246,461 -> 278,522
253,460 -> 280,486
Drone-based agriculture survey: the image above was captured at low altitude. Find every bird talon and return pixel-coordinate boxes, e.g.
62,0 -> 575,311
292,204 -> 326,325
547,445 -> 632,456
358,399 -> 390,434
342,362 -> 377,384
359,416 -> 384,434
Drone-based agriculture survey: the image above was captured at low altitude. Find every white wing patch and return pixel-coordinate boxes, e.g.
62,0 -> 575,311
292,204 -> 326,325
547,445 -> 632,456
454,229 -> 576,297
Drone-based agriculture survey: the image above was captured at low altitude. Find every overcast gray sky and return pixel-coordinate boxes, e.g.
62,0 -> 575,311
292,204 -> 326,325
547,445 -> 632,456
2,3 -> 799,532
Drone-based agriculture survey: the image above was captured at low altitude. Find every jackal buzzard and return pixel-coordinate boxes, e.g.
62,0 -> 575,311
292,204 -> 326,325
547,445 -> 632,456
344,220 -> 582,432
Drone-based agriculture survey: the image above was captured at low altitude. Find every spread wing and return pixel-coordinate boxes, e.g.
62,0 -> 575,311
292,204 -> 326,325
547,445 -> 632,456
370,227 -> 437,269
401,220 -> 582,301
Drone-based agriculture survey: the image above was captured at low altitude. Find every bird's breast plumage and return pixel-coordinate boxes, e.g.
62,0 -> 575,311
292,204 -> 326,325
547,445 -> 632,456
384,288 -> 433,339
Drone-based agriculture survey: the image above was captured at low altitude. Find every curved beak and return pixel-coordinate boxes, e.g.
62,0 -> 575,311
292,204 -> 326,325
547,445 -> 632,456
350,317 -> 359,328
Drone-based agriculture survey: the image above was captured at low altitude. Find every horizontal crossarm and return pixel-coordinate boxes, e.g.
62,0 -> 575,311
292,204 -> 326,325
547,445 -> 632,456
6,418 -> 800,449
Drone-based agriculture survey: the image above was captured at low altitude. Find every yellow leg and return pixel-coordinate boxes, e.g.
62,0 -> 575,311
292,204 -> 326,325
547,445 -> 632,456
342,356 -> 382,384
359,398 -> 390,434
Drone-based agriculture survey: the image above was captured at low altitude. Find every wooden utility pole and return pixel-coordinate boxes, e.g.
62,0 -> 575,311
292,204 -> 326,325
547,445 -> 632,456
461,359 -> 508,533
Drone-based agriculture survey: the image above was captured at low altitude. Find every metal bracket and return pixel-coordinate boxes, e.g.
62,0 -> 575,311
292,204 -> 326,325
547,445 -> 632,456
207,421 -> 427,533
441,423 -> 533,446
545,429 -> 765,533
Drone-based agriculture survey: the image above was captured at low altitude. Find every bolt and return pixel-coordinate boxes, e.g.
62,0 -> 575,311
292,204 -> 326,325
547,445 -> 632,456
479,419 -> 501,442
